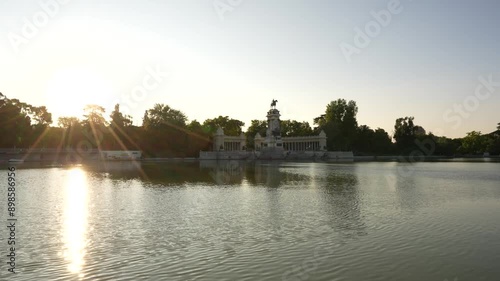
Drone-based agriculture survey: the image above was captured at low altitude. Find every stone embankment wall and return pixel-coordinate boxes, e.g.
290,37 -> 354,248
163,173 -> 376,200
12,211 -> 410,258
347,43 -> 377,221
0,149 -> 101,162
199,150 -> 354,161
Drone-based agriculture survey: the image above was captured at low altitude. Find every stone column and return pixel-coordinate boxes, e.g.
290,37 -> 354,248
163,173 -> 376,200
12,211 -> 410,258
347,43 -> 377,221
240,132 -> 246,151
319,130 -> 327,151
215,127 -> 225,151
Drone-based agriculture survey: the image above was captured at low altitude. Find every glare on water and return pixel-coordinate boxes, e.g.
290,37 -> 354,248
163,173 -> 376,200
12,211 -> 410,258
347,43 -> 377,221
0,161 -> 499,281
62,168 -> 88,278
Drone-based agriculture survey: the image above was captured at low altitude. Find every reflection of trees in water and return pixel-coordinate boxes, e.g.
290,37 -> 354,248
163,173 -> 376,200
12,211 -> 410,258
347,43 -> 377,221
84,160 -> 319,188
319,170 -> 367,239
83,162 -> 215,184
390,166 -> 432,212
384,163 -> 460,213
246,162 -> 282,188
245,162 -> 313,188
201,160 -> 246,185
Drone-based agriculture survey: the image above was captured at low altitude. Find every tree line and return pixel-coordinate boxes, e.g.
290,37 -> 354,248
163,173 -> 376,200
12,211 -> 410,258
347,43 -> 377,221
1,93 -> 499,157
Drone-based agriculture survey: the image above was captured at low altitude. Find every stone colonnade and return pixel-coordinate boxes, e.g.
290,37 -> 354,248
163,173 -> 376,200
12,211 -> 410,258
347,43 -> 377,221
281,131 -> 327,151
213,127 -> 247,151
254,130 -> 327,151
213,127 -> 327,152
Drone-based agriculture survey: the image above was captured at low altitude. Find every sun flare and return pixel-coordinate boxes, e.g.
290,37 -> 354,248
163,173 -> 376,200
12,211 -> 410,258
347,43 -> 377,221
45,67 -> 114,121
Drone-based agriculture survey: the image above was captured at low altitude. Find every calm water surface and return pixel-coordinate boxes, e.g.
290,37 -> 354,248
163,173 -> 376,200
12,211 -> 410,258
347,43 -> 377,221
1,161 -> 499,281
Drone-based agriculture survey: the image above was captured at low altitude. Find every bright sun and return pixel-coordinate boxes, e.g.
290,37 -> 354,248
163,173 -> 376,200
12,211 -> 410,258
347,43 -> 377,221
45,67 -> 114,122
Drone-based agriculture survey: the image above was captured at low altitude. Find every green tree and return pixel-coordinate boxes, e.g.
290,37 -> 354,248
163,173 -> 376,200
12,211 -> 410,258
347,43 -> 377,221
58,117 -> 81,128
488,135 -> 500,155
430,134 -> 460,156
245,120 -> 267,149
106,104 -> 134,150
142,103 -> 187,130
313,114 -> 326,128
110,104 -> 133,128
353,126 -> 393,155
317,99 -> 358,150
141,104 -> 191,157
28,106 -> 53,148
414,125 -> 426,136
353,125 -> 374,154
56,116 -> 83,149
0,93 -> 32,147
31,106 -> 52,127
459,131 -> 489,155
202,116 -> 244,136
280,120 -> 313,137
83,104 -> 107,127
187,120 -> 203,132
372,128 -> 393,154
81,104 -> 107,149
393,116 -> 419,152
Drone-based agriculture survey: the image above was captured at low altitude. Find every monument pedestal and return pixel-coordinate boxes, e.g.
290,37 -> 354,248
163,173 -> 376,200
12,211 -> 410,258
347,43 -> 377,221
260,146 -> 285,160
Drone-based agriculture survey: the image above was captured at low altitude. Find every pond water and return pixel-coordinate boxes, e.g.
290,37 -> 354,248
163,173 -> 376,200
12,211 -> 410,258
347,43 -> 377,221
1,161 -> 499,281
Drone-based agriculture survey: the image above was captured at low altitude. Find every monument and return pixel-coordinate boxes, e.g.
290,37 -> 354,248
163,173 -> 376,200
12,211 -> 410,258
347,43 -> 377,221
199,99 -> 353,161
259,99 -> 285,159
264,99 -> 283,149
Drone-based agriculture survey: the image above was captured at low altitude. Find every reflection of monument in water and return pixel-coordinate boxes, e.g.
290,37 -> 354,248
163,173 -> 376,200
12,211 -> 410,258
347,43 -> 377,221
200,160 -> 246,185
200,160 -> 310,187
199,100 -> 353,161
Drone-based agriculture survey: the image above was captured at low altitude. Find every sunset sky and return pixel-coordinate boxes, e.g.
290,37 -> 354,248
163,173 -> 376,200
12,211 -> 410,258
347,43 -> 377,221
1,0 -> 499,138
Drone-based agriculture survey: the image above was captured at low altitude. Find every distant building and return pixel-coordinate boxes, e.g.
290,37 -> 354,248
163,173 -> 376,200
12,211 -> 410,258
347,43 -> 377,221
102,151 -> 141,160
212,104 -> 326,152
200,100 -> 352,160
213,127 -> 246,151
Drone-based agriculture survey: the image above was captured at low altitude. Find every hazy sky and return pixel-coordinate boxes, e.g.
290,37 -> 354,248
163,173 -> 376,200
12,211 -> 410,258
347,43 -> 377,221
1,0 -> 499,138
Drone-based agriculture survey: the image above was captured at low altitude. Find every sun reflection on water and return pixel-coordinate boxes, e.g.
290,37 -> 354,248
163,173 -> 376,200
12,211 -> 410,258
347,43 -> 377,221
62,168 -> 88,278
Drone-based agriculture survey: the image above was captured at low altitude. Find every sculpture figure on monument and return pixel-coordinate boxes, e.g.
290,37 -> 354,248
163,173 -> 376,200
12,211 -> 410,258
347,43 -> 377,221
272,119 -> 281,137
270,99 -> 278,108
